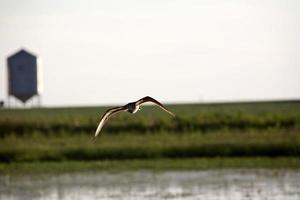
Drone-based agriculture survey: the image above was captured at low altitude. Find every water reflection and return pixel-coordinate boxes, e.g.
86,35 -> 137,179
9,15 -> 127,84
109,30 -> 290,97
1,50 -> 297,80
1,169 -> 300,200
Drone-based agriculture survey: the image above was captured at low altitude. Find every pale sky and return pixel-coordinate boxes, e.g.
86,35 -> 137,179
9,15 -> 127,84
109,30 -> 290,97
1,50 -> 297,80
0,0 -> 299,106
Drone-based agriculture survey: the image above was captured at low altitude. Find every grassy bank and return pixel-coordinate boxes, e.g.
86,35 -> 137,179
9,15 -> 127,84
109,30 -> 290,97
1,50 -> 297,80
1,100 -> 299,136
0,100 -> 300,173
0,130 -> 300,162
1,157 -> 300,174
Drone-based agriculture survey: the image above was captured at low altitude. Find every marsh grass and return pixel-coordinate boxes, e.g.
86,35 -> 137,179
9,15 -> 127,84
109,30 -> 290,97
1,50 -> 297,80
1,157 -> 300,174
0,101 -> 300,172
1,101 -> 299,136
0,130 -> 300,162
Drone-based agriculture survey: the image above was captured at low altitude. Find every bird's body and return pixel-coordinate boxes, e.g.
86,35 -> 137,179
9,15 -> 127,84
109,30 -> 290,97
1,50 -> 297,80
94,96 -> 175,138
126,102 -> 140,113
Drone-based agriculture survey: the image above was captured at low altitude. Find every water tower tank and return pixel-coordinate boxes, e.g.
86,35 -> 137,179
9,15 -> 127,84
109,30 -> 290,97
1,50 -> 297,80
7,49 -> 42,103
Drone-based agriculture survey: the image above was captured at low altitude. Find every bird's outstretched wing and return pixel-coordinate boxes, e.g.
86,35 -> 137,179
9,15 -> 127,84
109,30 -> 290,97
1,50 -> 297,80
136,96 -> 175,117
94,106 -> 127,138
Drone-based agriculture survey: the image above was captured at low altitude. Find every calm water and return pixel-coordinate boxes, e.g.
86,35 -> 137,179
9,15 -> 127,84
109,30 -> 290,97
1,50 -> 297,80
1,169 -> 300,200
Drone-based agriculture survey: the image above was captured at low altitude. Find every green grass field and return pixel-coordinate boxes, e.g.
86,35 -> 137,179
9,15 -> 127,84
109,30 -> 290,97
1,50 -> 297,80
0,100 -> 300,173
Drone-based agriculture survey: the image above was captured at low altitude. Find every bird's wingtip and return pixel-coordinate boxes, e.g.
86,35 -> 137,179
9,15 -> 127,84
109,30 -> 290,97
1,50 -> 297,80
93,129 -> 101,142
91,136 -> 97,143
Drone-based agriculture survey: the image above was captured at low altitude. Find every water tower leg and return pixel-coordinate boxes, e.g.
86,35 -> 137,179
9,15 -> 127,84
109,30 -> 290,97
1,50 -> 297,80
7,96 -> 12,108
7,96 -> 10,108
38,95 -> 42,107
21,98 -> 26,108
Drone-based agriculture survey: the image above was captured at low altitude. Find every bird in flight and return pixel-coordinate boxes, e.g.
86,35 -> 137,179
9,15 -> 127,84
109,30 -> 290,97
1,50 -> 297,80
94,96 -> 175,138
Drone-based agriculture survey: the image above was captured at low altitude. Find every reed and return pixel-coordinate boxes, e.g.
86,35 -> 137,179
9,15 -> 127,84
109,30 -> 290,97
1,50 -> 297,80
0,100 -> 300,172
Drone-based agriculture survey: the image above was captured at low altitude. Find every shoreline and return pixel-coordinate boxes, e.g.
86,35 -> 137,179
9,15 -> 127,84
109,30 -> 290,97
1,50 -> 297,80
1,157 -> 300,175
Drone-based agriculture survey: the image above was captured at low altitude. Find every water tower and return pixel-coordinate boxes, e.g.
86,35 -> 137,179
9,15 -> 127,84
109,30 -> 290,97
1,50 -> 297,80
7,49 -> 42,107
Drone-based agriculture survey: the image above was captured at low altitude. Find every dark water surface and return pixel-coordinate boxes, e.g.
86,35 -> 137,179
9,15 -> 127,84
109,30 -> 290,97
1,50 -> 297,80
1,169 -> 300,200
